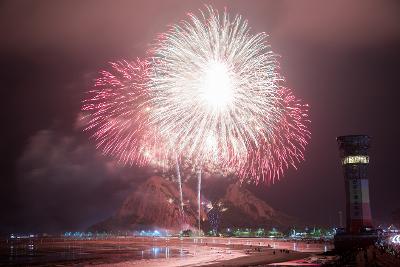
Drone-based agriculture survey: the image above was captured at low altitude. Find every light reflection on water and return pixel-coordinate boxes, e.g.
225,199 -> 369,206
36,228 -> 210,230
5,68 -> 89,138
148,246 -> 175,259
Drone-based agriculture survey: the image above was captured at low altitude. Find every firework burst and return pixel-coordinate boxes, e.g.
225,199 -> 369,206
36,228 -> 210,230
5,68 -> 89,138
147,7 -> 310,183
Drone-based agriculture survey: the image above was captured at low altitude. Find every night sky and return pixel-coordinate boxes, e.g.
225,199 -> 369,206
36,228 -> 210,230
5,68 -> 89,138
1,0 -> 400,234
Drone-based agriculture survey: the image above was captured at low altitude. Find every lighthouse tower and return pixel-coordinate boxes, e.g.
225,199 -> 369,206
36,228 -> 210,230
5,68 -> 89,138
337,135 -> 373,233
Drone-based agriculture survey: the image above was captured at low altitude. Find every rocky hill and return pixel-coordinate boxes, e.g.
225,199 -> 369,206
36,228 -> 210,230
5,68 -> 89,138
89,176 -> 203,232
90,177 -> 297,232
216,183 -> 297,229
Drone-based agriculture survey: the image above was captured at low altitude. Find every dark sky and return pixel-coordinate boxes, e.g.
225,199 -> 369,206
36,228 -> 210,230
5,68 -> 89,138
1,0 -> 400,233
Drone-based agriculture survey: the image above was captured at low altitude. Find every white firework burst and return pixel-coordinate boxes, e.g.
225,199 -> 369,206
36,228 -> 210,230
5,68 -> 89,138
147,7 -> 308,182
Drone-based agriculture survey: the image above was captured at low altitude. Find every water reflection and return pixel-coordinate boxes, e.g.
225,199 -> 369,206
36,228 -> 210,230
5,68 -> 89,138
141,246 -> 188,259
165,246 -> 170,259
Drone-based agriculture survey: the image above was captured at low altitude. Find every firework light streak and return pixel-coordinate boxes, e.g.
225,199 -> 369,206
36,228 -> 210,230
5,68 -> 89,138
174,155 -> 184,220
197,169 -> 202,235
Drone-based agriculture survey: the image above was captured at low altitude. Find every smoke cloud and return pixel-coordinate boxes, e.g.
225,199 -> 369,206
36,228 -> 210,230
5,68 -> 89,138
16,128 -> 145,233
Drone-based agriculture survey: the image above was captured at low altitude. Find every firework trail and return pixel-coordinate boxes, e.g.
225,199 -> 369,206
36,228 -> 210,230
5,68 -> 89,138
174,155 -> 184,220
197,169 -> 202,235
147,6 -> 310,184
